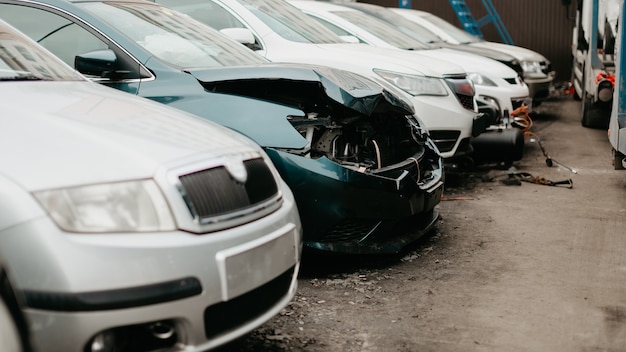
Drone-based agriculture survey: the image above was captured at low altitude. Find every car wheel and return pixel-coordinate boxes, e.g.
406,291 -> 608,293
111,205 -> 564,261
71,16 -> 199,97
0,268 -> 32,352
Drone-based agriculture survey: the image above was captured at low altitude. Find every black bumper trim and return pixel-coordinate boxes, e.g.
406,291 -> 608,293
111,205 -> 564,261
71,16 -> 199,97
23,277 -> 202,312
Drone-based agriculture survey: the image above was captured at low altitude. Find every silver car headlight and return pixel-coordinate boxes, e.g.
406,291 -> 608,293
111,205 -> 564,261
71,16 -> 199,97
373,69 -> 448,96
467,72 -> 497,87
520,60 -> 542,74
34,180 -> 176,233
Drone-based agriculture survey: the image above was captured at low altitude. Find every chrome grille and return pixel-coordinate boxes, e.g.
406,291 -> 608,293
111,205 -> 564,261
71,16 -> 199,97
179,158 -> 278,220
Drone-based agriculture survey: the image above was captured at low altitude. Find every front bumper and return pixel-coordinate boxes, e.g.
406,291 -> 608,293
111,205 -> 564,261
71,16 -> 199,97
525,71 -> 555,103
266,140 -> 444,254
475,82 -> 530,122
409,95 -> 477,159
0,185 -> 301,352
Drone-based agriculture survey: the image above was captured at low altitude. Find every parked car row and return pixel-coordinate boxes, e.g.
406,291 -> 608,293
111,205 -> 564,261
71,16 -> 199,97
388,7 -> 556,106
0,0 -> 555,351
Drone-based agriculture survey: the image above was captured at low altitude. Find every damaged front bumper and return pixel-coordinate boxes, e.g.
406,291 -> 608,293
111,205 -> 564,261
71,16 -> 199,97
191,63 -> 445,254
266,138 -> 443,255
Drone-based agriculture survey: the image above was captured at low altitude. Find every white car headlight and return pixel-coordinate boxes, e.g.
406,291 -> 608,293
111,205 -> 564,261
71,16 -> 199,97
520,60 -> 542,74
467,72 -> 497,87
34,180 -> 176,233
373,69 -> 448,96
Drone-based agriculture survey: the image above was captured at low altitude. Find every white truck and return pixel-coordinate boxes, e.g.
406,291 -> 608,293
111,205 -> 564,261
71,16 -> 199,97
571,0 -> 621,128
608,0 -> 626,168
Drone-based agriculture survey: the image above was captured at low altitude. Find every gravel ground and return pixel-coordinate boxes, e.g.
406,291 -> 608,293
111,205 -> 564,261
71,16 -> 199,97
216,95 -> 626,352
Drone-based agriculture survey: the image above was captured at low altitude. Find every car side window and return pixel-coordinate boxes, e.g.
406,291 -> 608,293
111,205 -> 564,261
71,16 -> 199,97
309,16 -> 365,43
0,4 -> 148,81
0,5 -> 109,67
156,0 -> 264,51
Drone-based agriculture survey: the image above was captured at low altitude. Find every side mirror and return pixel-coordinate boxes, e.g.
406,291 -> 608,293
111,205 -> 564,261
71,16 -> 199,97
219,28 -> 262,50
75,49 -> 117,78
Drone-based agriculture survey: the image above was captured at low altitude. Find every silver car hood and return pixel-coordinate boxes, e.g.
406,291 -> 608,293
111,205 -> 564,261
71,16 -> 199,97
0,81 -> 259,191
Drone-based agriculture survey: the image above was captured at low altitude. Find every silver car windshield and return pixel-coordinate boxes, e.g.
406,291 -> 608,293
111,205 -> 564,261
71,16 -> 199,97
0,21 -> 82,81
79,2 -> 268,68
236,0 -> 343,44
331,10 -> 429,50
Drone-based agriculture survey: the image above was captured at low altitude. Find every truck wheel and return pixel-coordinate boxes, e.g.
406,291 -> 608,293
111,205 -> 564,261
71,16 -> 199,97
613,148 -> 625,170
581,91 -> 594,127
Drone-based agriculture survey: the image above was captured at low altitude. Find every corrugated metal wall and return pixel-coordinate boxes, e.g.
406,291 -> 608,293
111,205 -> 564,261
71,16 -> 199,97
363,0 -> 577,83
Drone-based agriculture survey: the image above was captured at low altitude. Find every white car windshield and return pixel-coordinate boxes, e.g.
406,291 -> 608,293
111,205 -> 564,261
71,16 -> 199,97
331,10 -> 429,50
237,0 -> 343,44
0,21 -> 82,81
345,5 -> 444,45
79,2 -> 268,68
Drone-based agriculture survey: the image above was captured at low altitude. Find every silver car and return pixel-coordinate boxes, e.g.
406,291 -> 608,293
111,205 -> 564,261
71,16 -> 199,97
0,20 -> 301,352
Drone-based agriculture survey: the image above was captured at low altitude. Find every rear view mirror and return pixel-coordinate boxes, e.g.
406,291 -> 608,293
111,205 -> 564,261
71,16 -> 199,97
75,49 -> 117,78
220,28 -> 262,50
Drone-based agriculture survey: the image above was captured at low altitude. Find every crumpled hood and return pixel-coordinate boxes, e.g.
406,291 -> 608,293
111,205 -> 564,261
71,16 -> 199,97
314,43 -> 466,78
419,48 -> 519,78
470,41 -> 548,63
187,62 -> 415,117
0,81 -> 259,191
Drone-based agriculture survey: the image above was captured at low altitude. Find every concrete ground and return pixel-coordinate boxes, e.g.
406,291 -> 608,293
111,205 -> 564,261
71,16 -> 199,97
219,95 -> 626,352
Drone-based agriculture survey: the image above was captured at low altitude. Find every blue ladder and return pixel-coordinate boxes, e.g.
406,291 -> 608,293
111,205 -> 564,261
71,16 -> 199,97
448,0 -> 515,45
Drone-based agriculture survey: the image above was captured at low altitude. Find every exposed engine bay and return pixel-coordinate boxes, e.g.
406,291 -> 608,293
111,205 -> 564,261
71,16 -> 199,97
200,76 -> 431,172
286,111 -> 428,172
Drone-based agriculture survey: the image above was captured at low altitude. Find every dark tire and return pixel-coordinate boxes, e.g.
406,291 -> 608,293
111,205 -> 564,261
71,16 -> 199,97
613,148 -> 625,170
581,90 -> 594,127
0,268 -> 32,352
572,86 -> 582,101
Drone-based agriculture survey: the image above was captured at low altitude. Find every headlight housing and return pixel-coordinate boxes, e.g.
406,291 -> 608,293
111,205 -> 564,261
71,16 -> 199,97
34,180 -> 176,233
520,60 -> 542,74
373,69 -> 448,96
467,72 -> 497,87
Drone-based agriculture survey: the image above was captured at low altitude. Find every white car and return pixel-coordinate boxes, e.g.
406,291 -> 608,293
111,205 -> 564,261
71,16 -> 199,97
294,0 -> 531,123
0,19 -> 301,352
153,0 -> 489,162
389,8 -> 556,106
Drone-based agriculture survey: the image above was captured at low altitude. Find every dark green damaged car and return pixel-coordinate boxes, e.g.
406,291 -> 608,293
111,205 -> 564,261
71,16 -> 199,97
1,0 -> 444,254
